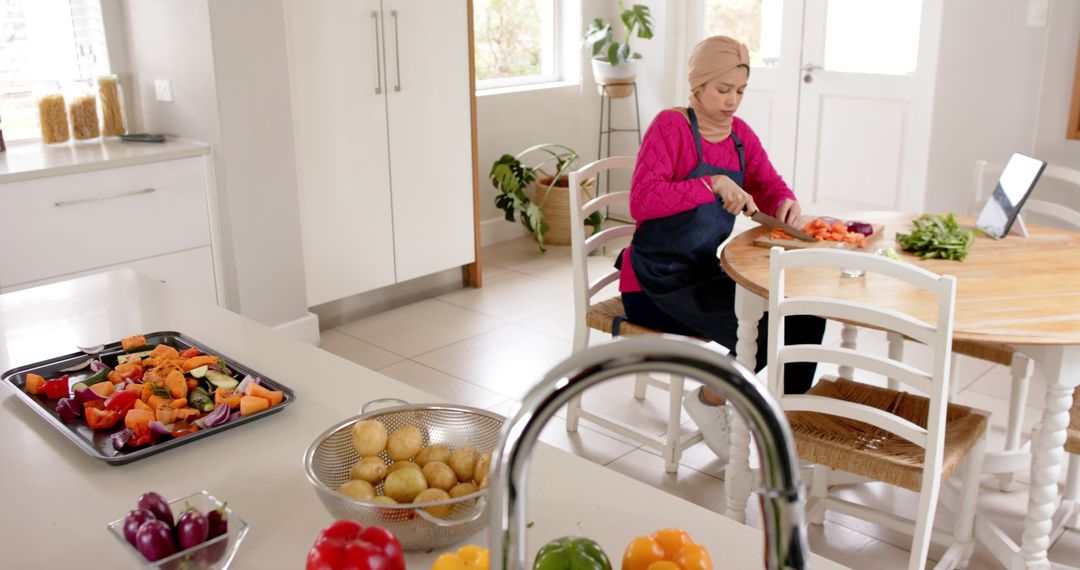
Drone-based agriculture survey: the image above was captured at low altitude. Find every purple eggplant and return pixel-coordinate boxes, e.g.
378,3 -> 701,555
194,506 -> 230,565
56,397 -> 81,423
122,509 -> 157,547
207,505 -> 228,538
175,507 -> 209,550
137,492 -> 175,528
135,519 -> 177,562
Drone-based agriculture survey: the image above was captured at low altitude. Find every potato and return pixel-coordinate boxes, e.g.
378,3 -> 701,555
383,467 -> 428,502
388,460 -> 420,474
349,456 -> 388,484
387,425 -> 423,461
449,482 -> 479,498
338,479 -> 376,501
367,496 -> 398,505
448,446 -> 480,482
415,443 -> 451,467
474,451 -> 492,483
422,461 -> 458,491
351,420 -> 388,457
478,475 -> 488,490
413,488 -> 452,518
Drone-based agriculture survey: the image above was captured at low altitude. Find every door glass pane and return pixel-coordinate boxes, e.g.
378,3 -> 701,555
823,0 -> 922,75
704,0 -> 783,68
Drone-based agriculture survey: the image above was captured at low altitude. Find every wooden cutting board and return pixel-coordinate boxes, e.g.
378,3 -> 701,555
752,223 -> 888,250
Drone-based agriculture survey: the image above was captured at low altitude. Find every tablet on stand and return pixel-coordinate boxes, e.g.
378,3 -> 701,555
975,153 -> 1046,239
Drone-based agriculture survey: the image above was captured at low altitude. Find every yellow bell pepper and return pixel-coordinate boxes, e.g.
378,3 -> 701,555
432,545 -> 490,570
622,529 -> 712,570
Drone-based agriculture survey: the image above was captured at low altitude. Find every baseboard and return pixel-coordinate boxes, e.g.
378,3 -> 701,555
309,267 -> 466,330
481,216 -> 529,246
273,311 -> 321,346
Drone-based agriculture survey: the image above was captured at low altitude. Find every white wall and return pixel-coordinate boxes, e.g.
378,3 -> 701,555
1032,0 -> 1080,210
119,0 -> 311,330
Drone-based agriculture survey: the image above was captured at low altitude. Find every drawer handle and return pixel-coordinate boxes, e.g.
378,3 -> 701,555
53,188 -> 156,208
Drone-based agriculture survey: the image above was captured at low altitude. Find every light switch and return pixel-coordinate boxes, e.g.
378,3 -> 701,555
154,79 -> 173,102
1027,0 -> 1048,27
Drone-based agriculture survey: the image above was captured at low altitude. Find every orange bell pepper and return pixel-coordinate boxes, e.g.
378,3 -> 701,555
622,529 -> 711,570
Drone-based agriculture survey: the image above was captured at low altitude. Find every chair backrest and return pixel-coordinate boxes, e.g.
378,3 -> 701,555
766,246 -> 957,456
973,159 -> 1080,230
568,156 -> 636,343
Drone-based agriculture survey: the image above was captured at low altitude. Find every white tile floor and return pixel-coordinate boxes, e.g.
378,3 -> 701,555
318,236 -> 1079,569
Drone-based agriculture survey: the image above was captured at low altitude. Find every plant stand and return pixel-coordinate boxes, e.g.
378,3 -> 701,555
596,82 -> 641,224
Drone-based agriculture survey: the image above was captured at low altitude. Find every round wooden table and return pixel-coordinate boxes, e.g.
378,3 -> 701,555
719,212 -> 1080,568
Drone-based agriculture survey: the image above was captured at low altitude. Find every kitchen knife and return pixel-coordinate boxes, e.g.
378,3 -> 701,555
749,210 -> 817,242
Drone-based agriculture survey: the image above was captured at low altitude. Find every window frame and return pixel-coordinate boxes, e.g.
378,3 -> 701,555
475,0 -> 576,93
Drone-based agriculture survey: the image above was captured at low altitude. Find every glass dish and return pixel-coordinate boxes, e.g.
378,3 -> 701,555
106,490 -> 249,570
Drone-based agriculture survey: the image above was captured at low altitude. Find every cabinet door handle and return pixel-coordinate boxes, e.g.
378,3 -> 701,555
53,187 -> 155,208
372,10 -> 383,95
391,10 -> 402,92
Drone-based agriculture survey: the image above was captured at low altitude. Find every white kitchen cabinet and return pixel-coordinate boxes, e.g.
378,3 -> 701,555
285,0 -> 477,306
0,141 -> 223,304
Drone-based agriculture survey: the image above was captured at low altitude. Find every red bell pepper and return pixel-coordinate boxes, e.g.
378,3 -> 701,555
306,520 -> 404,570
105,390 -> 138,416
180,348 -> 201,359
85,407 -> 121,430
43,375 -> 70,399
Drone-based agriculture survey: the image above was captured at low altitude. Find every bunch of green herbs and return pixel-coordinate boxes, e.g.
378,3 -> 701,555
895,213 -> 974,261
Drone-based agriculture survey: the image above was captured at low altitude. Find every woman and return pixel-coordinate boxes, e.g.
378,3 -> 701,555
618,36 -> 826,461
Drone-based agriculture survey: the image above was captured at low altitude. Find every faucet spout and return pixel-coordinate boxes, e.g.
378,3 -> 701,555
486,336 -> 808,570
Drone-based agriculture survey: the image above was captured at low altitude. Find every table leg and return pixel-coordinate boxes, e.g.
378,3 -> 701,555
1020,346 -> 1080,567
724,284 -> 765,522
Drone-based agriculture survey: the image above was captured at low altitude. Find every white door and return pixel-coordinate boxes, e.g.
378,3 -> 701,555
285,0 -> 397,306
794,0 -> 942,212
699,0 -> 942,212
383,0 -> 476,282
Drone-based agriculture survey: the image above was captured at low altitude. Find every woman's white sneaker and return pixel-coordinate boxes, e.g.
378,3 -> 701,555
682,386 -> 733,463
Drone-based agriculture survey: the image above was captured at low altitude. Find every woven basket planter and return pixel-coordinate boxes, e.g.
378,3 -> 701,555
531,175 -> 597,246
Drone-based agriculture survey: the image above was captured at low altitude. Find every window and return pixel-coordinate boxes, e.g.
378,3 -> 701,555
473,0 -> 558,90
823,0 -> 921,75
704,0 -> 783,69
0,0 -> 111,142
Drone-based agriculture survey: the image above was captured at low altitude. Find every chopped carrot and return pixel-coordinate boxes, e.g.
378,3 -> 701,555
24,373 -> 46,395
215,387 -> 242,410
264,390 -> 284,407
108,371 -> 124,384
120,335 -> 148,351
165,370 -> 187,400
240,395 -> 270,417
149,345 -> 180,361
181,355 -> 218,371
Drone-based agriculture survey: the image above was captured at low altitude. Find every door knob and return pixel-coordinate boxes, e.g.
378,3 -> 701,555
801,63 -> 820,84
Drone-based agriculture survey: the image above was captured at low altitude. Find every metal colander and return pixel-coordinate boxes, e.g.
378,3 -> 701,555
303,399 -> 506,552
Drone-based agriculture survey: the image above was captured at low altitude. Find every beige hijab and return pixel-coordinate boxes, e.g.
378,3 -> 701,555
687,36 -> 750,142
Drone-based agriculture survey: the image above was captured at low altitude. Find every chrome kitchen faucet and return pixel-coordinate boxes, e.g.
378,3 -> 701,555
486,336 -> 809,570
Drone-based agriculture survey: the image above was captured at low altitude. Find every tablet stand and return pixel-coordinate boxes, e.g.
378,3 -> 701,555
1009,213 -> 1029,237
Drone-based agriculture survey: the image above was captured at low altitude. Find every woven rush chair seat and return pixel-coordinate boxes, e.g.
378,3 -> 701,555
1067,388 -> 1080,455
788,377 -> 989,492
951,338 -> 1013,366
585,297 -> 659,337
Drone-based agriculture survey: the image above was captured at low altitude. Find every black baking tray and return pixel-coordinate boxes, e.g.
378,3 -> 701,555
2,331 -> 296,465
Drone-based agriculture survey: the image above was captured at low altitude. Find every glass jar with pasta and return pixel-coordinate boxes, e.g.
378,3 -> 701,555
35,82 -> 70,144
69,82 -> 101,141
97,75 -> 126,137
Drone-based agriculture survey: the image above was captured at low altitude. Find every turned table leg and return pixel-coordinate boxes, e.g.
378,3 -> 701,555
724,284 -> 765,523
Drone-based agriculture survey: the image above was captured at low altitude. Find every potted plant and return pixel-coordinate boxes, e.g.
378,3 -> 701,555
490,144 -> 603,252
584,2 -> 653,98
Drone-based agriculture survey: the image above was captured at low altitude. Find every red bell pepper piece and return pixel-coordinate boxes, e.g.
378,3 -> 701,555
43,376 -> 70,400
306,520 -> 405,570
104,390 -> 138,416
85,407 -> 121,430
179,348 -> 201,359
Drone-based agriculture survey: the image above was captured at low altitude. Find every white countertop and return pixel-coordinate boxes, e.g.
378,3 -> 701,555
0,271 -> 843,569
0,138 -> 210,184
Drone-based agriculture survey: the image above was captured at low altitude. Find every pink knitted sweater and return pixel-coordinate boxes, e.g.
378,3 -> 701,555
619,110 -> 796,293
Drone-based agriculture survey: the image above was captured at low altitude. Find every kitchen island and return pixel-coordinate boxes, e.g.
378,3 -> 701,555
0,270 -> 844,569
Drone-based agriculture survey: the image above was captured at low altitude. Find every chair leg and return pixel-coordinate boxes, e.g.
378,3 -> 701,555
1066,454 -> 1080,529
633,373 -> 648,401
566,329 -> 591,433
909,466 -> 944,570
887,332 -> 904,392
808,465 -> 830,525
953,434 -> 987,568
663,374 -> 685,474
999,354 -> 1034,491
839,324 -> 858,379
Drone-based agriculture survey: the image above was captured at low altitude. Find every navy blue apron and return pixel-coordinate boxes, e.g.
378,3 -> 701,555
626,107 -> 746,344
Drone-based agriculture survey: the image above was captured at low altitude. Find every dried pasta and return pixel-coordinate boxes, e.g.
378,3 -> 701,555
38,94 -> 70,143
98,76 -> 124,136
70,95 -> 100,140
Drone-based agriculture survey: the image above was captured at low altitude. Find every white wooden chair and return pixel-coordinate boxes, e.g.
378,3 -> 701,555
764,247 -> 989,570
562,156 -> 705,473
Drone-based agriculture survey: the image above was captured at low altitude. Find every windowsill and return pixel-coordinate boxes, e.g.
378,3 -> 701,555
476,79 -> 580,98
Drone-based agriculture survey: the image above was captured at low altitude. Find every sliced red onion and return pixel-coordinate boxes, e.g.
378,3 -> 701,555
111,428 -> 134,449
194,403 -> 231,429
149,421 -> 174,439
207,364 -> 222,372
74,386 -> 105,404
226,410 -> 243,424
235,375 -> 256,394
89,360 -> 108,373
56,398 -> 81,423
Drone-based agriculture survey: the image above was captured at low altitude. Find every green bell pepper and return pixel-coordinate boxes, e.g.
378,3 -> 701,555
533,536 -> 612,570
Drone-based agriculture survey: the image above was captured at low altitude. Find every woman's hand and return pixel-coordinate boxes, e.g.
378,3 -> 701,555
709,175 -> 757,216
774,199 -> 802,226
